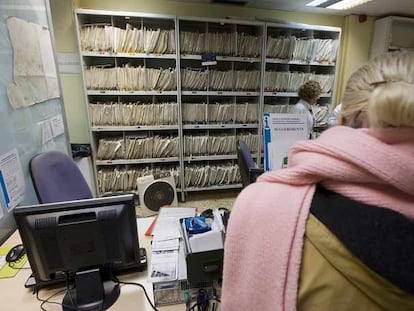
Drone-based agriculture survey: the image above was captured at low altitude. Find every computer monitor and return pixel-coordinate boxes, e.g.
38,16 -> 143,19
14,194 -> 143,311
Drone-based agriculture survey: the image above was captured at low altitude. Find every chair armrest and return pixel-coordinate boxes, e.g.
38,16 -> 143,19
248,168 -> 264,183
249,168 -> 264,174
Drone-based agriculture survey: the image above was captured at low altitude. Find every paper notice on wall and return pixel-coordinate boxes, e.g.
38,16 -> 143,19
0,149 -> 25,210
50,114 -> 64,138
263,113 -> 308,171
6,16 -> 60,109
41,121 -> 56,151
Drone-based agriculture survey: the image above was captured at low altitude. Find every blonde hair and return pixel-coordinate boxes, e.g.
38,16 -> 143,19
298,80 -> 322,104
341,52 -> 414,128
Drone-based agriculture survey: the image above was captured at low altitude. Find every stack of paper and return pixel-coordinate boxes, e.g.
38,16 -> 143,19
181,68 -> 207,90
208,102 -> 234,123
182,102 -> 207,124
235,102 -> 259,123
148,207 -> 196,283
237,33 -> 262,57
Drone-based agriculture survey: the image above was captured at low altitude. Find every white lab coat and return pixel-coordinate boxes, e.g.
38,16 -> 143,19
294,99 -> 314,138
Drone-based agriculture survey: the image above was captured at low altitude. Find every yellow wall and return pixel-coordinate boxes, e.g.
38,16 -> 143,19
49,0 -> 375,143
337,15 -> 375,99
50,0 -> 88,143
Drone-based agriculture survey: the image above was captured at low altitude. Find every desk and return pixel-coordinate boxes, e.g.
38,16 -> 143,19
0,217 -> 184,311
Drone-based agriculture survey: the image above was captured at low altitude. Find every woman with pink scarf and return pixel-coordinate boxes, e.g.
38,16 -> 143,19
222,52 -> 414,311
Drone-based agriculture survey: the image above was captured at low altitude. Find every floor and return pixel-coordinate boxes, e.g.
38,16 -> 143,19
136,189 -> 240,216
178,189 -> 240,211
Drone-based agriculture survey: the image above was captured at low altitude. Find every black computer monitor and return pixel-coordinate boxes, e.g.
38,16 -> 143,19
14,194 -> 143,311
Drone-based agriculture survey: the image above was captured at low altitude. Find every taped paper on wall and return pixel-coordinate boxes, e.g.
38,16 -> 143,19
6,16 -> 60,109
41,121 -> 56,151
0,149 -> 25,210
50,114 -> 64,138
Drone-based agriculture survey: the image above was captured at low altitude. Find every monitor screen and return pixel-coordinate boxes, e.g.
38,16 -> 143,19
14,194 -> 144,310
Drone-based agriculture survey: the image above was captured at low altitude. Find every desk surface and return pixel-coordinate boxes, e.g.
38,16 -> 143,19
0,217 -> 184,311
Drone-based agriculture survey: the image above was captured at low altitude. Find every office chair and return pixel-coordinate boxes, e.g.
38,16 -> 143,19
236,140 -> 264,188
29,150 -> 93,203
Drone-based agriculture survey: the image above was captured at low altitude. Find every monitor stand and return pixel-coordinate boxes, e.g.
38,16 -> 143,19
62,268 -> 120,311
25,247 -> 147,289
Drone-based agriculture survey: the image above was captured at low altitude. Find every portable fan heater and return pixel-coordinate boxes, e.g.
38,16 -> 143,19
137,171 -> 178,216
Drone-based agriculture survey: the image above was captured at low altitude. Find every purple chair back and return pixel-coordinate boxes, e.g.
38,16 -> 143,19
29,151 -> 93,204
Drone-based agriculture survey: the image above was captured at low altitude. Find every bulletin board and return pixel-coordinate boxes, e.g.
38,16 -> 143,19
0,0 -> 69,244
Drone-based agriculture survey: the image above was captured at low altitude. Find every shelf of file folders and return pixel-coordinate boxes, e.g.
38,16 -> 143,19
95,161 -> 241,194
263,71 -> 335,96
180,31 -> 262,57
179,32 -> 338,64
183,133 -> 258,161
182,102 -> 259,125
96,135 -> 180,163
84,66 -> 177,93
88,102 -> 178,127
181,68 -> 261,93
148,207 -> 225,307
266,36 -> 339,65
183,162 -> 241,191
96,165 -> 180,195
80,24 -> 176,55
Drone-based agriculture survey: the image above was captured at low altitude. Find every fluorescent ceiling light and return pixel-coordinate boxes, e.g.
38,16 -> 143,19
328,0 -> 373,10
306,0 -> 374,9
306,0 -> 329,6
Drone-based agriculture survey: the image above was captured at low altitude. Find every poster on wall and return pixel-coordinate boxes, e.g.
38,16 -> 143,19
0,149 -> 25,210
6,16 -> 60,109
263,113 -> 308,171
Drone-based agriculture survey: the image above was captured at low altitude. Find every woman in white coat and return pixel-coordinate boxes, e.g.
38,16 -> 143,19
295,80 -> 322,138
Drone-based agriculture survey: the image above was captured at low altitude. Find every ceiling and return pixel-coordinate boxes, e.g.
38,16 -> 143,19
171,0 -> 414,17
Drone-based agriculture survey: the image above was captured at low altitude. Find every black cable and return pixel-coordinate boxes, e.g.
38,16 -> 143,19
114,278 -> 159,311
35,277 -> 80,311
7,262 -> 31,270
35,287 -> 66,311
65,272 -> 78,311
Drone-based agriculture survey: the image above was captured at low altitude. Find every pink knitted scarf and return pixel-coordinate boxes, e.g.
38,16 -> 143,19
222,126 -> 414,311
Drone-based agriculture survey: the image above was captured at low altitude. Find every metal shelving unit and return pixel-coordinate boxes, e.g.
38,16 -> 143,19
178,17 -> 263,192
75,9 -> 183,199
75,9 -> 341,199
370,16 -> 414,58
263,21 -> 341,145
